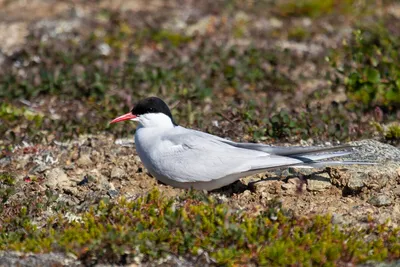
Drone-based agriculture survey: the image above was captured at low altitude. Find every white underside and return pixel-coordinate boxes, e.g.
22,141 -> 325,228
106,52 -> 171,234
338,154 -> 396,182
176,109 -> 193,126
152,169 -> 272,190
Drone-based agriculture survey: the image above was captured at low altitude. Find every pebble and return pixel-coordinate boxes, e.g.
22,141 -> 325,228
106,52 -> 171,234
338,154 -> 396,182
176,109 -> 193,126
45,168 -> 70,189
307,172 -> 331,192
107,189 -> 119,198
346,172 -> 366,192
281,183 -> 295,191
368,194 -> 392,207
110,167 -> 127,179
0,157 -> 11,167
30,164 -> 50,174
76,154 -> 92,167
393,187 -> 400,197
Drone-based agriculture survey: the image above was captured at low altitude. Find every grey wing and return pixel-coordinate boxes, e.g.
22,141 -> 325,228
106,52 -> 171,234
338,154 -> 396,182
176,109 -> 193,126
154,130 -> 302,183
180,127 -> 352,158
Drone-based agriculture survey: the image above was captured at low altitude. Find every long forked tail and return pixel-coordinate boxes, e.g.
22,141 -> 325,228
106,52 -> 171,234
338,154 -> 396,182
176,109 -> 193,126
234,143 -> 376,170
284,145 -> 375,168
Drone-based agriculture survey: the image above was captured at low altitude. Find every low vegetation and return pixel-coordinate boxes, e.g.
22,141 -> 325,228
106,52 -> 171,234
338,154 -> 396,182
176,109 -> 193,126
0,190 -> 399,265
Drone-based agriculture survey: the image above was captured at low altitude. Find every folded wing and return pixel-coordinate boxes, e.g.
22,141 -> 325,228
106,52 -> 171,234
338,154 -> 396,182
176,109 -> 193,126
156,127 -> 373,183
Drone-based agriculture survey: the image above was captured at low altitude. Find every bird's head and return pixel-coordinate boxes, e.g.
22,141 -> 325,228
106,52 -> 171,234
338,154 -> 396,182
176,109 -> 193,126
110,97 -> 176,128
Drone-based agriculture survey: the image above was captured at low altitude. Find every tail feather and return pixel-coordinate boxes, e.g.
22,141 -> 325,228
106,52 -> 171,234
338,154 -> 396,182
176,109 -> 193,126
243,145 -> 374,174
225,140 -> 357,156
295,161 -> 376,168
226,139 -> 375,173
292,151 -> 353,161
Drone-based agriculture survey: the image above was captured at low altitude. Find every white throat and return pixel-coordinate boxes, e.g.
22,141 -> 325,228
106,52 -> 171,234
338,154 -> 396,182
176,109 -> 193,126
136,113 -> 175,128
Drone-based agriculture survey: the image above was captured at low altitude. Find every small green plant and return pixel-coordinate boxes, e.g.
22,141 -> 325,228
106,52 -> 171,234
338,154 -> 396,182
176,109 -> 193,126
265,110 -> 307,140
287,26 -> 310,41
0,173 -> 16,205
373,121 -> 400,145
385,123 -> 400,143
276,0 -> 356,18
0,173 -> 15,186
336,27 -> 400,110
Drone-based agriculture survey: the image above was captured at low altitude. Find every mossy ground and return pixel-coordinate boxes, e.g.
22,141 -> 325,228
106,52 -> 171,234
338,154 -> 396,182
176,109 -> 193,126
0,0 -> 400,265
0,189 -> 399,266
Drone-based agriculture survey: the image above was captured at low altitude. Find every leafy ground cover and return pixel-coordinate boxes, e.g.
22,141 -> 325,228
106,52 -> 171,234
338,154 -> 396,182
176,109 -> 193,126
1,190 -> 399,266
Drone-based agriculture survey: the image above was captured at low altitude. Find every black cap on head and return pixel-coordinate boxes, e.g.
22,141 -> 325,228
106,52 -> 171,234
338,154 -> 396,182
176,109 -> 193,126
131,97 -> 177,125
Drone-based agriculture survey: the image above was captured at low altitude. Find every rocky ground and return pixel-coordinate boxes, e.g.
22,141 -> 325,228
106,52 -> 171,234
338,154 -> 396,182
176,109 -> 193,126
2,135 -> 400,227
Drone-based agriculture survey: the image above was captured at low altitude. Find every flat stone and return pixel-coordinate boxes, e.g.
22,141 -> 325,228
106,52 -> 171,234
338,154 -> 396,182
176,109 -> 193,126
0,251 -> 81,266
307,172 -> 331,192
45,168 -> 69,189
347,172 -> 366,192
251,179 -> 282,195
107,189 -> 119,198
76,154 -> 92,167
0,157 -> 11,168
394,187 -> 400,197
110,167 -> 127,179
368,194 -> 392,207
281,183 -> 296,191
30,164 -> 50,174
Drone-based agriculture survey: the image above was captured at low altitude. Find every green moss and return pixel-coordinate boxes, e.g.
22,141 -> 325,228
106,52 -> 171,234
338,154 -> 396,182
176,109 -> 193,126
334,26 -> 400,110
152,30 -> 192,47
0,173 -> 15,186
0,103 -> 44,125
276,0 -> 356,18
0,190 -> 398,265
287,26 -> 310,41
374,122 -> 400,145
0,173 -> 16,204
385,124 -> 400,142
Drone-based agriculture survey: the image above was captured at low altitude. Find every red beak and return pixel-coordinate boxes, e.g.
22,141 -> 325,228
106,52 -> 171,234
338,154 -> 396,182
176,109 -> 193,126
110,112 -> 137,124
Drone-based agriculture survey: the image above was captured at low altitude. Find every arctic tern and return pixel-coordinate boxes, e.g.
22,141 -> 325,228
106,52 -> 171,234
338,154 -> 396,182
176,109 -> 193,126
111,97 -> 369,191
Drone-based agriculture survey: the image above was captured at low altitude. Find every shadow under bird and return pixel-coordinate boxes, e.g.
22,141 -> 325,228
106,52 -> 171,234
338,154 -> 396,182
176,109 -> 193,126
110,97 -> 371,191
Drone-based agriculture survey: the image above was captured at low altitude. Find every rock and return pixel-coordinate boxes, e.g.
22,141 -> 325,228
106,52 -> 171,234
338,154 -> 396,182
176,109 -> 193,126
15,155 -> 30,170
30,164 -> 50,174
329,163 -> 396,194
394,187 -> 400,197
108,189 -> 119,198
0,156 -> 11,168
0,251 -> 81,266
289,167 -> 315,176
348,139 -> 400,162
63,187 -> 79,196
307,172 -> 331,192
45,168 -> 70,189
331,213 -> 347,225
251,179 -> 282,195
186,16 -> 217,36
368,194 -> 392,207
110,167 -> 127,179
115,138 -> 135,147
347,172 -> 366,191
76,154 -> 92,167
281,183 -> 295,191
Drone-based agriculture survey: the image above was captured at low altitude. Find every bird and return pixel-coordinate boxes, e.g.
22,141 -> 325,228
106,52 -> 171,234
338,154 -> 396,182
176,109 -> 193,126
110,97 -> 370,191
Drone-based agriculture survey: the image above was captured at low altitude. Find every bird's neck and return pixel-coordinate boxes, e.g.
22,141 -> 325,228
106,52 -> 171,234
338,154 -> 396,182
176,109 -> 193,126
138,113 -> 176,128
